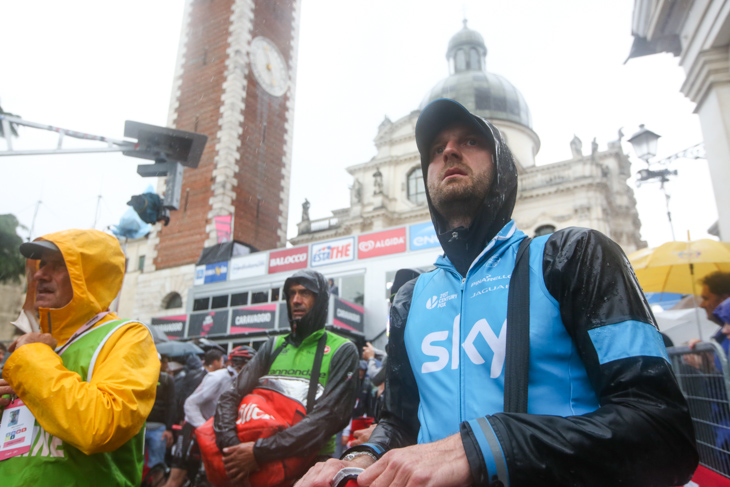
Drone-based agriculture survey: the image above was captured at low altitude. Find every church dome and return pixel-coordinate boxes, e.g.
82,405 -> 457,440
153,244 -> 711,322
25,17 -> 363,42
447,23 -> 486,59
420,21 -> 533,129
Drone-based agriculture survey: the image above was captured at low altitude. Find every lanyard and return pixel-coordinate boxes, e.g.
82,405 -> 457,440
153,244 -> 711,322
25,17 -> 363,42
55,311 -> 110,356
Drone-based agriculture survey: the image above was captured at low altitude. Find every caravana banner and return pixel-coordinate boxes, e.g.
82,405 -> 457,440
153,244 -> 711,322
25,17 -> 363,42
151,315 -> 187,340
230,304 -> 277,334
332,297 -> 364,333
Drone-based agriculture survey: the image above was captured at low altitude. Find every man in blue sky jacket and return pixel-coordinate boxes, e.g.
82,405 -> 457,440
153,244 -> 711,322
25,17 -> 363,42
297,98 -> 698,487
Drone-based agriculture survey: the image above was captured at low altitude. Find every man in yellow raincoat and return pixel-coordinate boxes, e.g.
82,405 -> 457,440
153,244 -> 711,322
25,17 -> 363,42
0,229 -> 159,486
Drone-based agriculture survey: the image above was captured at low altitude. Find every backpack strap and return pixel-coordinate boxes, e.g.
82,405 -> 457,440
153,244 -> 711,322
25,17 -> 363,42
306,332 -> 328,414
503,237 -> 532,414
268,335 -> 288,369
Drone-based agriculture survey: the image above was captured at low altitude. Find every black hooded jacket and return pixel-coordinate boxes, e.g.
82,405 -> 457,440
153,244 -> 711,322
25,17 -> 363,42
420,114 -> 518,277
214,270 -> 358,462
283,269 -> 330,346
348,113 -> 698,486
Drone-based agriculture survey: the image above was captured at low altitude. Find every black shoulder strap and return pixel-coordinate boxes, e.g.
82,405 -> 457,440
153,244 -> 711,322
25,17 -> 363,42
306,331 -> 328,414
268,336 -> 288,369
504,237 -> 532,414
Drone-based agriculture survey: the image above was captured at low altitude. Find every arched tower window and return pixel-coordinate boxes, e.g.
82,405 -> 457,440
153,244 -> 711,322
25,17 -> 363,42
455,49 -> 467,72
163,292 -> 183,309
407,168 -> 426,204
534,225 -> 556,237
469,48 -> 480,70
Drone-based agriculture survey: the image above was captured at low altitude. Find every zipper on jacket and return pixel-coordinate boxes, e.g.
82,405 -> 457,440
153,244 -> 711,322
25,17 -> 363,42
459,275 -> 467,422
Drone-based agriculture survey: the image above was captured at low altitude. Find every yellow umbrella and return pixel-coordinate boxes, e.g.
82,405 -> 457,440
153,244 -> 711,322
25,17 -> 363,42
628,239 -> 730,295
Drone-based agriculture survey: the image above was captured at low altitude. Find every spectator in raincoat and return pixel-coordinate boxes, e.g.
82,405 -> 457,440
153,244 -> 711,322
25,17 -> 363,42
0,229 -> 159,486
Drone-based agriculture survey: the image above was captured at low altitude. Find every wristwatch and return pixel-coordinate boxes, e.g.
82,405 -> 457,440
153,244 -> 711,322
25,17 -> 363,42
331,467 -> 365,487
342,450 -> 378,462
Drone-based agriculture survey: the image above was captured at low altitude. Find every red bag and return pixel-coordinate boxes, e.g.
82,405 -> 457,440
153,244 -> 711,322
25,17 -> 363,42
196,387 -> 317,487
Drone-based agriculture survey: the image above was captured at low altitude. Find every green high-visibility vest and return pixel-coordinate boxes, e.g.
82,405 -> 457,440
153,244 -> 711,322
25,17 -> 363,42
269,329 -> 350,454
0,320 -> 145,487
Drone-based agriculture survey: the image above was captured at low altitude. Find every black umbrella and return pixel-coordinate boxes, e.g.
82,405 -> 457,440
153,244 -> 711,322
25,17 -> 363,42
196,338 -> 226,353
156,340 -> 204,358
146,325 -> 170,344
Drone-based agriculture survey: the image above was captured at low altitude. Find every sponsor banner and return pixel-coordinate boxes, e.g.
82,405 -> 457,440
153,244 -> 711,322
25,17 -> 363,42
230,253 -> 267,280
278,302 -> 290,330
151,314 -> 187,340
311,237 -> 354,267
358,227 -> 406,259
332,297 -> 364,333
269,246 -> 309,274
194,265 -> 205,286
409,222 -> 440,251
188,310 -> 229,337
203,262 -> 228,284
230,304 -> 277,335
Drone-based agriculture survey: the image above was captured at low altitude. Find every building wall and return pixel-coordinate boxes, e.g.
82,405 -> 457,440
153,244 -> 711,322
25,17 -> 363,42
153,0 -> 299,271
293,107 -> 645,254
155,0 -> 236,269
631,0 -> 730,240
0,280 -> 24,344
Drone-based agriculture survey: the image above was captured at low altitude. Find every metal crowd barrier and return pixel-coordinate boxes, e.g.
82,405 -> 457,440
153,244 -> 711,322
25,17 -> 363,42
669,342 -> 730,479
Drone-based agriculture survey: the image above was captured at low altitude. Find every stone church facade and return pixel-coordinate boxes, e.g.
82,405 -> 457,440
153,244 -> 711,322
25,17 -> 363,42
291,22 -> 646,254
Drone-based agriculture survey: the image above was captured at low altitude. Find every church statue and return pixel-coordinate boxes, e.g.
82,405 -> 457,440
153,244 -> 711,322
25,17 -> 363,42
350,178 -> 362,205
301,198 -> 310,222
570,135 -> 582,159
373,167 -> 383,194
591,138 -> 598,160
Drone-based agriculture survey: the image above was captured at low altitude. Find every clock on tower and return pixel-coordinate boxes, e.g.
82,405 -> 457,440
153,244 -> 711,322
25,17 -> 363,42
152,0 -> 302,271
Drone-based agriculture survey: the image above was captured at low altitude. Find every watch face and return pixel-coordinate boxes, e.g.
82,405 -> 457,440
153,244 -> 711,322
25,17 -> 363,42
250,36 -> 289,97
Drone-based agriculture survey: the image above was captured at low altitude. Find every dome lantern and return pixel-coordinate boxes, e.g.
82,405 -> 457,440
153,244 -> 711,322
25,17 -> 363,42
421,21 -> 533,130
446,19 -> 487,74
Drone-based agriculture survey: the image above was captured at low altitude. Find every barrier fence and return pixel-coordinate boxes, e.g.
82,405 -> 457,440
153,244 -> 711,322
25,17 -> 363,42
669,342 -> 730,483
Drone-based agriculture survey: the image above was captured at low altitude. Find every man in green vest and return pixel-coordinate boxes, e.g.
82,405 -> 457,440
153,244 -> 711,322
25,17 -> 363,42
0,229 -> 159,486
214,269 -> 359,484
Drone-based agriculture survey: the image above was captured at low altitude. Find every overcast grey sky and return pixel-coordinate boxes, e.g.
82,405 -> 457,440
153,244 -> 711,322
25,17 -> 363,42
0,1 -> 714,250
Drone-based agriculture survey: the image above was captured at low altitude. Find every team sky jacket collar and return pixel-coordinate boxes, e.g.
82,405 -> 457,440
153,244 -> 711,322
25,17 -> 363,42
435,220 -> 517,276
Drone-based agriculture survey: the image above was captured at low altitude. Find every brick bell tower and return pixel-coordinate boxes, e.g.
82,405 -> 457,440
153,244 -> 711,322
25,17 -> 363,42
151,0 -> 301,270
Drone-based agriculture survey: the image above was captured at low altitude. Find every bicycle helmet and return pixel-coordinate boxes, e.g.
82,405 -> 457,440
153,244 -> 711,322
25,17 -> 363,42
229,345 -> 256,362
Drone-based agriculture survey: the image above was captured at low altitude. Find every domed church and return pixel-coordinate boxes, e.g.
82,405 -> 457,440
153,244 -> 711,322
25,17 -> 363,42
291,21 -> 645,254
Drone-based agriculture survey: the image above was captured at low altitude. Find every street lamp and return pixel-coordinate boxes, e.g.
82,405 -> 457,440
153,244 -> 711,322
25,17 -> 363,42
627,124 -> 661,162
628,124 -> 677,241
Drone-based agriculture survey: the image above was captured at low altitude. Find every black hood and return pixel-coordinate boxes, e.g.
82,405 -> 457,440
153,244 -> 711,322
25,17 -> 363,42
416,98 -> 518,276
283,269 -> 329,345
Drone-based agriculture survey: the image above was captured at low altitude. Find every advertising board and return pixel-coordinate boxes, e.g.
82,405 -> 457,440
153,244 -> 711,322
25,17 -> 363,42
332,298 -> 364,333
409,221 -> 440,250
230,304 -> 277,335
358,227 -> 406,259
230,253 -> 267,280
150,315 -> 187,340
269,246 -> 309,274
311,237 -> 355,267
188,310 -> 229,337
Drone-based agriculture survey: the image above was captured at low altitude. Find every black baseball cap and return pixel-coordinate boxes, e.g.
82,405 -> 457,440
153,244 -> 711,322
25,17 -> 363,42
415,98 -> 496,163
19,240 -> 61,259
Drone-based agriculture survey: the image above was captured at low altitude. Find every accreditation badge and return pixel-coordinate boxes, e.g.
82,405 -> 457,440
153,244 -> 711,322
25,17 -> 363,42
0,398 -> 37,460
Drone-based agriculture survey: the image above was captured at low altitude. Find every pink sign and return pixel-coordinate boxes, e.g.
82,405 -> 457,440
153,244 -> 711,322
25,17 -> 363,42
214,215 -> 232,243
357,227 -> 406,259
269,246 -> 309,274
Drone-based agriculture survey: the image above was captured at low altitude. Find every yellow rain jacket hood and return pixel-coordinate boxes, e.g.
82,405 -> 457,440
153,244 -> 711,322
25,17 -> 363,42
2,229 -> 159,485
30,229 -> 126,345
